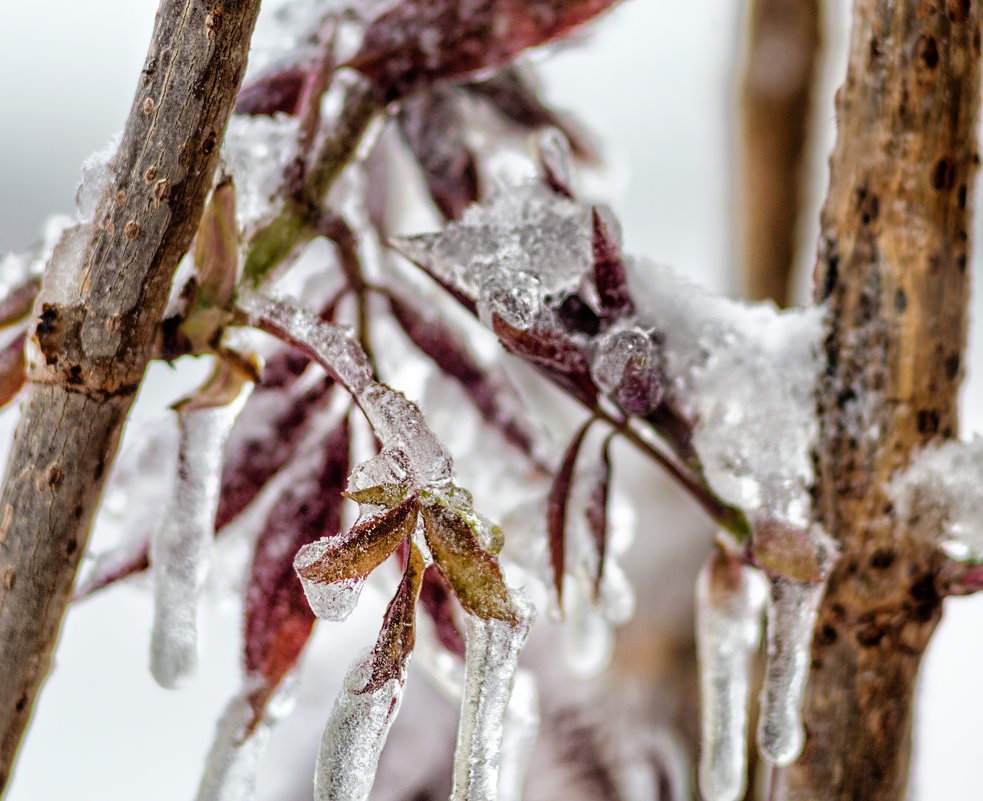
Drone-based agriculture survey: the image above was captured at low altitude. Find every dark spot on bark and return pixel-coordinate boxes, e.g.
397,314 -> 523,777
67,365 -> 83,385
2,568 -> 14,591
831,602 -> 846,619
37,305 -> 58,337
154,179 -> 172,203
959,184 -> 968,208
94,455 -> 106,481
894,288 -> 907,313
836,387 -> 857,407
66,538 -> 77,556
206,8 -> 223,39
915,34 -> 940,69
817,624 -> 838,646
910,573 -> 941,622
957,254 -> 967,273
945,352 -> 961,379
856,186 -> 880,224
948,0 -> 970,22
869,37 -> 881,62
917,408 -> 940,434
144,165 -> 158,183
856,624 -> 884,648
46,463 -> 63,488
141,56 -> 158,86
73,504 -> 84,520
202,130 -> 217,155
869,548 -> 896,570
846,557 -> 860,575
943,424 -> 954,437
14,694 -> 26,712
932,157 -> 955,191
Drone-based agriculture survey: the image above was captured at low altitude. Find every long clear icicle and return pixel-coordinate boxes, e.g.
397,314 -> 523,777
451,607 -> 532,801
150,404 -> 241,688
497,670 -> 540,801
315,654 -> 406,801
757,576 -> 825,766
696,552 -> 766,801
194,691 -> 271,801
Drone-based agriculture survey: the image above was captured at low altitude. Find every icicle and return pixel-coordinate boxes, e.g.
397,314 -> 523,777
562,575 -> 615,678
194,691 -> 271,801
314,654 -> 406,801
696,553 -> 766,801
757,576 -> 825,766
150,404 -> 241,688
498,669 -> 539,801
451,603 -> 532,801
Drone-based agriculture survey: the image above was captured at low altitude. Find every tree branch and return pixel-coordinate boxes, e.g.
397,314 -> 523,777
0,0 -> 261,790
790,2 -> 981,799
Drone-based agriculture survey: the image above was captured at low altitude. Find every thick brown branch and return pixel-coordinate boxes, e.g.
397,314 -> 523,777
739,0 -> 821,305
790,2 -> 982,799
0,0 -> 261,791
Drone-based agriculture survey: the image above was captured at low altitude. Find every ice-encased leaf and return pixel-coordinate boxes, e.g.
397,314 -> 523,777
420,563 -> 466,657
347,0 -> 622,100
589,325 -> 665,417
757,576 -> 825,766
194,691 -> 272,801
314,655 -> 406,801
244,415 -> 350,732
294,495 -> 418,619
696,551 -> 766,801
547,420 -> 593,608
193,179 -> 239,308
150,398 -> 244,688
421,498 -> 517,624
0,333 -> 26,411
591,207 -> 633,322
451,602 -> 532,801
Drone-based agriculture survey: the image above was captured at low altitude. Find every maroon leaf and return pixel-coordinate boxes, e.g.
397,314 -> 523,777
363,545 -> 426,693
491,315 -> 598,408
235,67 -> 307,117
466,66 -> 598,161
591,207 -> 633,323
348,0 -> 623,100
585,434 -> 614,598
421,499 -> 517,624
294,495 -> 419,585
0,278 -> 40,329
419,565 -> 466,657
0,332 -> 26,411
388,291 -> 544,466
547,419 -> 593,608
73,545 -> 150,600
397,89 -> 480,221
243,415 -> 351,735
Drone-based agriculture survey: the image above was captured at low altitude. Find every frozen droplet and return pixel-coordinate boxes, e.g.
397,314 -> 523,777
696,554 -> 766,801
498,670 -> 539,801
451,602 -> 533,801
297,572 -> 365,622
757,576 -> 824,766
315,654 -> 406,801
150,404 -> 241,688
562,578 -> 614,678
596,561 -> 636,625
478,271 -> 541,331
534,127 -> 575,195
590,327 -> 663,416
195,692 -> 269,801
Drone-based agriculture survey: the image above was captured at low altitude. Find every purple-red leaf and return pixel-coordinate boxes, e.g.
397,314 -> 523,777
235,68 -> 307,117
363,545 -> 426,693
388,291 -> 543,466
294,496 -> 419,586
492,315 -> 598,408
585,434 -> 613,598
74,546 -> 150,600
348,0 -> 623,100
547,419 -> 593,609
0,278 -> 40,329
591,207 -> 633,323
243,416 -> 351,734
192,179 -> 239,308
419,565 -> 466,657
397,89 -> 480,221
0,332 -> 26,411
421,499 -> 517,624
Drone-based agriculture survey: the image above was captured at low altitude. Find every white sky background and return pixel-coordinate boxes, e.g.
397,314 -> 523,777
1,0 -> 983,799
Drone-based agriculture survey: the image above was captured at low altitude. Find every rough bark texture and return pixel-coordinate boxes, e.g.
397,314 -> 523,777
740,0 -> 821,305
0,0 -> 261,791
791,2 -> 982,799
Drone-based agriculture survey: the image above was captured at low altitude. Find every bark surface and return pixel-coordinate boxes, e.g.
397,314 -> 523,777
0,0 -> 261,791
790,2 -> 982,799
740,0 -> 821,305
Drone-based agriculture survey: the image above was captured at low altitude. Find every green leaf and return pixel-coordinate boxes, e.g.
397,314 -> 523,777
421,499 -> 517,624
294,495 -> 419,584
344,483 -> 411,507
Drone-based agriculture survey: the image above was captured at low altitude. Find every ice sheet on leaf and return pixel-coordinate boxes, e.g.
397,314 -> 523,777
194,691 -> 271,801
150,402 -> 243,688
625,257 -> 824,528
886,436 -> 983,560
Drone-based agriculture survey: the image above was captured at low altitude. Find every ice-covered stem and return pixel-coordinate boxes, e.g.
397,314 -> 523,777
0,1 -> 261,790
451,607 -> 532,801
788,3 -> 982,800
738,0 -> 821,305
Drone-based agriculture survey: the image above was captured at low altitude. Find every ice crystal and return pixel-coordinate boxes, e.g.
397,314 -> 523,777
194,692 -> 271,801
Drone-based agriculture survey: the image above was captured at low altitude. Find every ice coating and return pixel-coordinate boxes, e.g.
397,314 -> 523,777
221,114 -> 301,229
150,403 -> 242,688
757,576 -> 825,765
298,572 -> 365,621
75,134 -> 119,223
696,554 -> 766,801
589,326 -> 663,416
194,692 -> 271,801
315,654 -> 406,801
451,604 -> 532,801
886,436 -> 983,560
239,290 -> 453,488
625,256 -> 824,527
497,670 -> 540,801
561,574 -> 615,678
